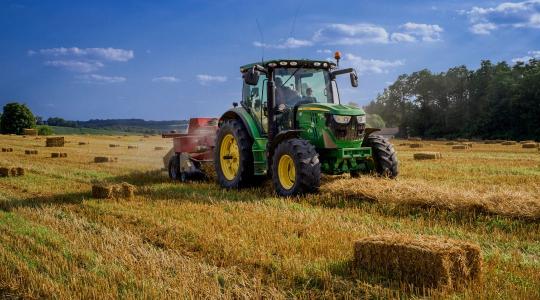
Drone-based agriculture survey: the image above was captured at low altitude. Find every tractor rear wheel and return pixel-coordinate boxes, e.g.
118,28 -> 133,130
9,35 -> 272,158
362,135 -> 398,178
272,139 -> 320,196
214,119 -> 254,189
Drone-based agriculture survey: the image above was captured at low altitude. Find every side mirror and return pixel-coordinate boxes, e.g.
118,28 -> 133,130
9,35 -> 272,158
243,67 -> 259,86
350,71 -> 359,88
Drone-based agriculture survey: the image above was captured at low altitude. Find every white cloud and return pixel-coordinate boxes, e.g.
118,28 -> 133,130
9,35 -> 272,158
512,50 -> 540,62
196,74 -> 227,85
313,23 -> 389,45
152,76 -> 180,83
470,23 -> 498,34
316,49 -> 333,54
464,0 -> 540,34
32,47 -> 134,61
76,74 -> 126,84
398,23 -> 443,41
253,37 -> 313,49
390,32 -> 416,42
345,53 -> 404,74
44,60 -> 104,73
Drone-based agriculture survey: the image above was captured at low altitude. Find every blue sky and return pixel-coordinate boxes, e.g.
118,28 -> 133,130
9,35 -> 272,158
1,0 -> 539,120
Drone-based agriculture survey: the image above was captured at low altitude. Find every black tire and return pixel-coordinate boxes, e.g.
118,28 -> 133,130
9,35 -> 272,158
168,154 -> 179,180
272,139 -> 320,196
350,170 -> 361,178
362,135 -> 399,178
214,119 -> 254,189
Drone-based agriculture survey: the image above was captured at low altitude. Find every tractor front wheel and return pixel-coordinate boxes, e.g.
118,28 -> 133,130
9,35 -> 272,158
214,119 -> 254,189
362,135 -> 398,178
272,139 -> 320,196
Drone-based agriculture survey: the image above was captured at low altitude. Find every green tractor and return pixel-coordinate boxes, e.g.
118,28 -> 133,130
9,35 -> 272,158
215,55 -> 398,196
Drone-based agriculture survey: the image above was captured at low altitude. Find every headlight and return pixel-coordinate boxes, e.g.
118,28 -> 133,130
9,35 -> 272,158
332,115 -> 351,124
356,115 -> 366,124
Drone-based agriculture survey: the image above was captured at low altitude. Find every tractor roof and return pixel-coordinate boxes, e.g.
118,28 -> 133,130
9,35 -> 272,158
240,59 -> 336,73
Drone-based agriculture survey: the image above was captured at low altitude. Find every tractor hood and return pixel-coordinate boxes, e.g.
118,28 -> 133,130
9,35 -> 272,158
297,102 -> 365,116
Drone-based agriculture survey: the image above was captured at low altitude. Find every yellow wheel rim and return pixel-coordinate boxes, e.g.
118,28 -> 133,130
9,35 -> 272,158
219,134 -> 240,180
278,154 -> 296,190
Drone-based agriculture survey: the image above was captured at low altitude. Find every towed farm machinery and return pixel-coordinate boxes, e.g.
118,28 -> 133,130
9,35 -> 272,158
164,52 -> 398,196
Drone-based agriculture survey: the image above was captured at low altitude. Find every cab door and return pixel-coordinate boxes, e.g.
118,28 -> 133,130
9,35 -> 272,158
242,74 -> 268,134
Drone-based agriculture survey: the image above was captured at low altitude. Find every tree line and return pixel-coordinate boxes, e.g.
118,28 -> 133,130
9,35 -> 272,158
364,59 -> 540,140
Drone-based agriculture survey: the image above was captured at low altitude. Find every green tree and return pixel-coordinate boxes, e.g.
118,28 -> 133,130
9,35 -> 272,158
37,125 -> 54,136
0,102 -> 36,134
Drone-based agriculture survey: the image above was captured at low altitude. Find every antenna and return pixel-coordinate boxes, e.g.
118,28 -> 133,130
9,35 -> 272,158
255,18 -> 264,64
287,0 -> 304,57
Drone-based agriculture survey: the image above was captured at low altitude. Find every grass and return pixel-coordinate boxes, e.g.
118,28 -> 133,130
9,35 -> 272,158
0,134 -> 539,298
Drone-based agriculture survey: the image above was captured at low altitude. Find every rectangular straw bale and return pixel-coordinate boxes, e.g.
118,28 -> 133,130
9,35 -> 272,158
46,137 -> 64,147
452,145 -> 467,150
94,156 -> 118,163
127,145 -> 138,149
92,182 -> 135,199
78,142 -> 88,145
154,146 -> 165,150
109,144 -> 120,148
24,150 -> 38,155
501,141 -> 516,145
414,152 -> 442,160
92,184 -> 114,199
354,234 -> 482,289
2,148 -> 13,152
0,167 -> 10,177
23,128 -> 37,136
409,143 -> 423,148
120,182 -> 136,199
522,143 -> 538,149
51,153 -> 68,158
15,167 -> 25,176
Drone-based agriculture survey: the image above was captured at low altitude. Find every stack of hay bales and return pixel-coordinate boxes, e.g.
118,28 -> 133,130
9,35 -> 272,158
94,156 -> 118,163
0,167 -> 25,177
109,144 -> 120,148
51,152 -> 68,158
92,182 -> 136,200
354,234 -> 482,289
23,128 -> 37,136
46,137 -> 64,147
414,152 -> 442,160
154,146 -> 165,150
127,145 -> 138,149
409,143 -> 423,148
522,143 -> 538,149
501,141 -> 516,145
2,148 -> 13,152
24,150 -> 38,155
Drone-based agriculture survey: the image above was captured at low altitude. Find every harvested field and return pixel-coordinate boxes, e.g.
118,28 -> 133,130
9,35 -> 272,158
46,137 -> 64,147
154,146 -> 165,150
0,135 -> 538,299
354,234 -> 481,289
452,145 -> 468,150
501,141 -> 516,145
408,137 -> 422,141
414,152 -> 442,160
456,138 -> 469,142
409,143 -> 423,148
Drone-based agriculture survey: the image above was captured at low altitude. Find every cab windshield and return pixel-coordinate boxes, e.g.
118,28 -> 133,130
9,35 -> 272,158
274,68 -> 338,107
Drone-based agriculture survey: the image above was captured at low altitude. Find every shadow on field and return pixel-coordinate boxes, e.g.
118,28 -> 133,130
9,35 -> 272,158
0,191 -> 90,212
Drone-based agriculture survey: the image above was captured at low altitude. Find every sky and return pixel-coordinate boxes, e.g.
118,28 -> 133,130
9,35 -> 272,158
1,0 -> 539,121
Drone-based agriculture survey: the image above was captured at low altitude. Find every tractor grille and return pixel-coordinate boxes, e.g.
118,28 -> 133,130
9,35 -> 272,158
326,115 -> 365,141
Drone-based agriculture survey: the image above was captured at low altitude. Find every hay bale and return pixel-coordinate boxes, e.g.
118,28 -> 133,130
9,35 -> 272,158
353,234 -> 482,289
414,152 -> 442,160
154,146 -> 165,150
51,152 -> 68,158
409,143 -> 423,148
78,142 -> 88,145
2,148 -> 13,152
452,145 -> 467,150
127,145 -> 138,149
23,128 -> 37,136
15,167 -> 24,176
501,141 -> 516,145
46,137 -> 64,147
522,143 -> 538,149
109,144 -> 121,148
398,143 -> 409,146
92,182 -> 135,199
0,167 -> 10,177
24,150 -> 38,155
94,156 -> 118,163
408,137 -> 422,141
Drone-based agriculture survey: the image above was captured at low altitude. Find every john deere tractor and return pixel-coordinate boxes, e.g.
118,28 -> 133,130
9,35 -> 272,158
215,54 -> 398,196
